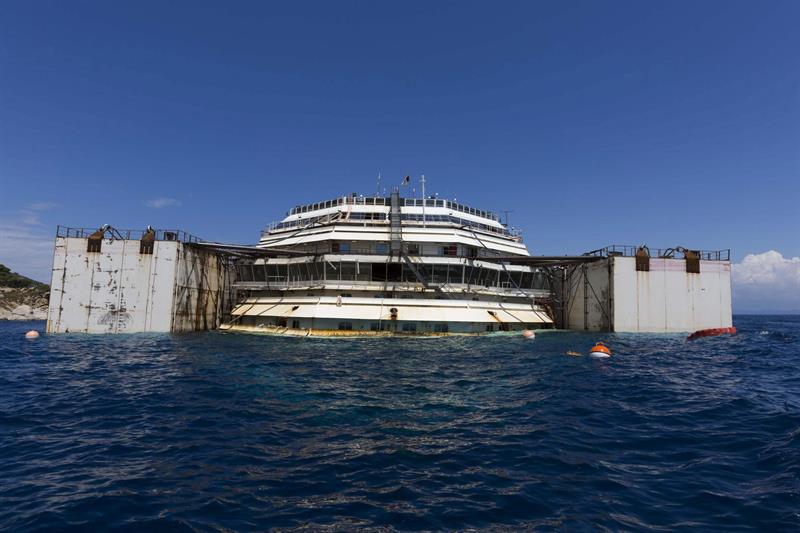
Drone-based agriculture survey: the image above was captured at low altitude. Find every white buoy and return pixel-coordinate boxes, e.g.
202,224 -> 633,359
25,330 -> 40,339
522,330 -> 535,339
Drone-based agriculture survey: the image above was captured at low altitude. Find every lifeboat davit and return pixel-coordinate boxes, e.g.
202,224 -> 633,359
687,327 -> 737,341
589,341 -> 612,358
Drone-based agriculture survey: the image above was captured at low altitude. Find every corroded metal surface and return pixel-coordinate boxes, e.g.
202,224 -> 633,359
47,237 -> 233,334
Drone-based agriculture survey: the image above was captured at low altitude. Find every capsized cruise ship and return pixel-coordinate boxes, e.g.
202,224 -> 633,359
227,181 -> 553,335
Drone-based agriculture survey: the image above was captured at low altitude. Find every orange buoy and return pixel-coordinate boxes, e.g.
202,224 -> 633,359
687,327 -> 737,341
25,330 -> 40,339
589,341 -> 611,358
522,330 -> 535,339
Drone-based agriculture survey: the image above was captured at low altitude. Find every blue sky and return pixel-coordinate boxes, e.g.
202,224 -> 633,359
1,1 -> 798,310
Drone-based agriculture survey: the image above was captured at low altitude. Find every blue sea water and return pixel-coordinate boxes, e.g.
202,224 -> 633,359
1,316 -> 798,531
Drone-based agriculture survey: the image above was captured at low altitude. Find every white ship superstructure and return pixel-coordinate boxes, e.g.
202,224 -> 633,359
228,186 -> 553,335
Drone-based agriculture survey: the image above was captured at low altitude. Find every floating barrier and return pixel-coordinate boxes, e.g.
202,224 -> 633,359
589,341 -> 612,358
687,327 -> 737,341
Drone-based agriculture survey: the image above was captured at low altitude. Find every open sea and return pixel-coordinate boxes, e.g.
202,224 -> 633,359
1,315 -> 798,531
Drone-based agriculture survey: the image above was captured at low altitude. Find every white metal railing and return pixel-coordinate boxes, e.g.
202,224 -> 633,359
585,245 -> 731,262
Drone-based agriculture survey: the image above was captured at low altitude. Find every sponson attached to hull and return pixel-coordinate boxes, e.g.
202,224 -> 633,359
225,176 -> 553,335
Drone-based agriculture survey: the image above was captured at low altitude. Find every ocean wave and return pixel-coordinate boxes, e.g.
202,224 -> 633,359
1,316 -> 799,531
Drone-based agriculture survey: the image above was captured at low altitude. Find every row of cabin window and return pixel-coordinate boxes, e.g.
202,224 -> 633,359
277,212 -> 505,233
274,213 -> 507,236
336,323 -> 525,333
337,322 -> 448,333
237,261 -> 549,289
400,214 -> 509,235
289,197 -> 388,214
269,242 -> 469,256
273,215 -> 385,231
340,322 -> 446,332
290,198 -> 345,214
288,197 -> 498,221
402,199 -> 498,221
331,242 -> 465,256
248,316 -> 545,333
331,242 -> 389,254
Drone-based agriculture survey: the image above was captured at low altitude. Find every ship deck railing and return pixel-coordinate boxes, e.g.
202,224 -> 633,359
242,249 -> 526,260
287,195 -> 501,223
55,225 -> 202,243
584,245 -> 730,262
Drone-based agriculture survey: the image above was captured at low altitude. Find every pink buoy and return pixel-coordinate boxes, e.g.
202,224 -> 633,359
522,330 -> 535,339
25,330 -> 40,339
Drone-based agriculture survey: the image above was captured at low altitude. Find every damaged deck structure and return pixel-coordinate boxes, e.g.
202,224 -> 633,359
227,191 -> 560,335
45,223 -> 732,335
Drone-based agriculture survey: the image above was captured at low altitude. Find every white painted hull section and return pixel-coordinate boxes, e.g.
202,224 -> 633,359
232,295 -> 550,324
259,225 -> 528,256
47,237 -> 231,334
562,256 -> 733,333
229,294 -> 551,335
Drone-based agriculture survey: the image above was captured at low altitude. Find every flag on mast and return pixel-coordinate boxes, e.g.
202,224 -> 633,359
401,175 -> 410,186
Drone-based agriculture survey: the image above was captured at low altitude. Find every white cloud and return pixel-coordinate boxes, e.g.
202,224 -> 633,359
0,221 -> 54,283
18,202 -> 58,226
0,203 -> 60,281
20,212 -> 42,225
27,202 -> 59,212
145,197 -> 181,208
733,251 -> 800,313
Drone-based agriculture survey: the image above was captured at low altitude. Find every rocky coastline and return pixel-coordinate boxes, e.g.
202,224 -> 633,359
0,265 -> 49,321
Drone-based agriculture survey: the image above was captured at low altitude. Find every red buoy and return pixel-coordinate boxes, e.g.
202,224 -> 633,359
687,327 -> 737,341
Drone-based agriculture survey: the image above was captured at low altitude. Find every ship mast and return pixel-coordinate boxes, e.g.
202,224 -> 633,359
421,174 -> 426,228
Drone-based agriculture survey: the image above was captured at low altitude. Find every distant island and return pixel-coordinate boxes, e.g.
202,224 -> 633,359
0,264 -> 49,320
